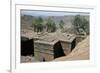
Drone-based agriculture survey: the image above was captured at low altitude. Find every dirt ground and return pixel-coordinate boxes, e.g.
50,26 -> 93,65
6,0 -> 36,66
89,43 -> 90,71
21,56 -> 39,63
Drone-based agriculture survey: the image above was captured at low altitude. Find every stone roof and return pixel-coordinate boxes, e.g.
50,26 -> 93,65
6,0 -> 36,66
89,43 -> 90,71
21,29 -> 38,39
34,32 -> 76,46
21,29 -> 76,43
34,35 -> 59,45
38,32 -> 76,43
52,32 -> 76,43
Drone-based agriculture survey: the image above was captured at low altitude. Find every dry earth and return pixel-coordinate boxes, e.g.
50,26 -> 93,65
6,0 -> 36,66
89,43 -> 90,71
21,56 -> 39,63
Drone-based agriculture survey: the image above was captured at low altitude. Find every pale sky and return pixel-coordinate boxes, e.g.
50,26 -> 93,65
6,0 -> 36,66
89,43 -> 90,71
21,10 -> 89,16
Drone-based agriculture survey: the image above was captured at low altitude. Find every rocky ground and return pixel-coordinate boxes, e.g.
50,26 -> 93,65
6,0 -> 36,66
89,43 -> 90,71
21,56 -> 39,63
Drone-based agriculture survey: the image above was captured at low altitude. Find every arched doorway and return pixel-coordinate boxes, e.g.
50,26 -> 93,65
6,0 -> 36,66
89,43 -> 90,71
53,41 -> 65,59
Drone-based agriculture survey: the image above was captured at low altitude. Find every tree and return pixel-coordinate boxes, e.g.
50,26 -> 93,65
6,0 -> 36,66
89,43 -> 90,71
72,15 -> 89,35
51,22 -> 57,32
32,18 -> 37,32
73,15 -> 82,33
46,18 -> 52,32
32,16 -> 44,32
59,20 -> 64,29
81,18 -> 89,34
46,17 -> 57,32
36,16 -> 43,24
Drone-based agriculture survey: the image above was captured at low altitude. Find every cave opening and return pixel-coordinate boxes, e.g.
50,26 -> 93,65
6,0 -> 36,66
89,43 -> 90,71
71,38 -> 76,51
21,37 -> 34,56
54,41 -> 65,59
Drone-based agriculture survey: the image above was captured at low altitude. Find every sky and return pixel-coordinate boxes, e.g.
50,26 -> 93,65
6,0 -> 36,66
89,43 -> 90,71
21,10 -> 89,17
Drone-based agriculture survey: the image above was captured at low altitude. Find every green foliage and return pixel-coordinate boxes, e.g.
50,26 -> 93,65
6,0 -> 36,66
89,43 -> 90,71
59,20 -> 64,29
32,16 -> 44,32
36,16 -> 43,24
51,22 -> 57,32
32,17 -> 57,33
73,15 -> 81,33
72,15 -> 89,35
81,18 -> 89,34
32,18 -> 37,32
46,18 -> 57,32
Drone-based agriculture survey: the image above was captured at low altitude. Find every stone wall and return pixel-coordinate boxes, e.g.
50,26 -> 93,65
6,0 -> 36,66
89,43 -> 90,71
34,41 -> 66,61
34,41 -> 54,61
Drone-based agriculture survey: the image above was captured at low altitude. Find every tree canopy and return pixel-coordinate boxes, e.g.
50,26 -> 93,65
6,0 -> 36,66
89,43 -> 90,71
72,15 -> 89,35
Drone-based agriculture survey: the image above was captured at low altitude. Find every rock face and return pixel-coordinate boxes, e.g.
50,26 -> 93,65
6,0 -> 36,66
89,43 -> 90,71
54,36 -> 89,61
